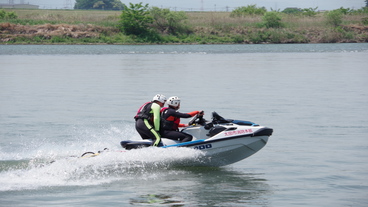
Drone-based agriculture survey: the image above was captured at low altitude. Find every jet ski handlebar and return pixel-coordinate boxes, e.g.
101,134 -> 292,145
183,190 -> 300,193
188,111 -> 205,126
188,111 -> 230,127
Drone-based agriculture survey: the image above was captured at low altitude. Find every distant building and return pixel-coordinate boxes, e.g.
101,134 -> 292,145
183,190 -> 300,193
0,3 -> 39,9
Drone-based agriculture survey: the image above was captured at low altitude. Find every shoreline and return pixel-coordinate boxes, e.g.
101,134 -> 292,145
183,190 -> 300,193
1,9 -> 367,45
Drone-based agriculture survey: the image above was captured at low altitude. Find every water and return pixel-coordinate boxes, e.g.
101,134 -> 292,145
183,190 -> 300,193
1,43 -> 367,206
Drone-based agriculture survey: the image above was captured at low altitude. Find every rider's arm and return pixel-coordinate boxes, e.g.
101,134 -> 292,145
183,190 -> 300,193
178,123 -> 188,127
187,111 -> 200,117
175,111 -> 200,127
172,110 -> 199,118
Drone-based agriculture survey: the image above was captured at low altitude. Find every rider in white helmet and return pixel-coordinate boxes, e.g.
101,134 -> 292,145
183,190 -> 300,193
134,94 -> 166,146
160,96 -> 203,142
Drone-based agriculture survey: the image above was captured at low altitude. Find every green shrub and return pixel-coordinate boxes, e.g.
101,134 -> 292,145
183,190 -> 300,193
0,9 -> 6,19
262,12 -> 284,28
230,5 -> 267,17
51,36 -> 68,43
362,17 -> 368,25
248,31 -> 267,43
6,11 -> 18,19
0,9 -> 18,19
232,34 -> 244,43
325,10 -> 343,27
150,7 -> 190,35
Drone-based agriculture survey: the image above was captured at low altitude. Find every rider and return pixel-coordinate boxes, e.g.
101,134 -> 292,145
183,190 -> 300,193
134,94 -> 166,146
160,96 -> 203,143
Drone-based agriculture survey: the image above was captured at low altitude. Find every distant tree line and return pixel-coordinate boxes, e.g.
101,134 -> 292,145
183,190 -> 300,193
116,3 -> 368,42
74,0 -> 124,10
74,0 -> 368,11
71,2 -> 368,42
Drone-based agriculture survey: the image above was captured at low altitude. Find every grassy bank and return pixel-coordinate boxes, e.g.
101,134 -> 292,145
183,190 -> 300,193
1,8 -> 368,44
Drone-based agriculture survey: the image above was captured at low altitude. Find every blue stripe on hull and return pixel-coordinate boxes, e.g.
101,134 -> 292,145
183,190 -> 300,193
162,127 -> 272,148
161,139 -> 206,148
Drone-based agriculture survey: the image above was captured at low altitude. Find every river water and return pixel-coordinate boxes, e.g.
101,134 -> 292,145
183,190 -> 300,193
0,43 -> 367,206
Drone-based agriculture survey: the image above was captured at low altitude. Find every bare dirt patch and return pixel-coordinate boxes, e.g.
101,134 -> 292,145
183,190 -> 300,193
0,23 -> 117,42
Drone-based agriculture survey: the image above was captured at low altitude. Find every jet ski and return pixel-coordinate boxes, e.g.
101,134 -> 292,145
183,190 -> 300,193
119,111 -> 273,166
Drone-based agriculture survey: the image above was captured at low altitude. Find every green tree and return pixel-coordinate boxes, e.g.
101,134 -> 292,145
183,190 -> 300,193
74,0 -> 124,10
302,7 -> 318,17
93,1 -> 105,9
354,7 -> 368,14
282,8 -> 302,14
366,0 -> 368,7
335,7 -> 354,15
118,3 -> 155,37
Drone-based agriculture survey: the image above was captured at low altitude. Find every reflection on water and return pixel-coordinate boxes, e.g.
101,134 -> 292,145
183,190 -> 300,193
130,194 -> 185,206
129,167 -> 271,206
184,167 -> 271,206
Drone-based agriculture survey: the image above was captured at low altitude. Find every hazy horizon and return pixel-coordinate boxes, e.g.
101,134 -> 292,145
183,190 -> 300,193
1,0 -> 366,11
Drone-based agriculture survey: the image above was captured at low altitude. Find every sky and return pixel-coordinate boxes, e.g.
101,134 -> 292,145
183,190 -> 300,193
2,0 -> 366,11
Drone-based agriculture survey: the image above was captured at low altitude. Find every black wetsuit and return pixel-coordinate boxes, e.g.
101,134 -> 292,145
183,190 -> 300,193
160,107 -> 196,143
134,102 -> 162,146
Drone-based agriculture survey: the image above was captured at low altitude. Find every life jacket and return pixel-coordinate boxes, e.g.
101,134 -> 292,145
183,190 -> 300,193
134,102 -> 153,121
161,107 -> 180,131
160,107 -> 168,113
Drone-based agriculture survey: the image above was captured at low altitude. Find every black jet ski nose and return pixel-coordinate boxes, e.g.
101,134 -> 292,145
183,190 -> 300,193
120,140 -> 152,150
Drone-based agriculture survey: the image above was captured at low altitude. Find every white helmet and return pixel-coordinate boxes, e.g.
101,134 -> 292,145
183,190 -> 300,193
152,94 -> 166,104
167,96 -> 180,107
